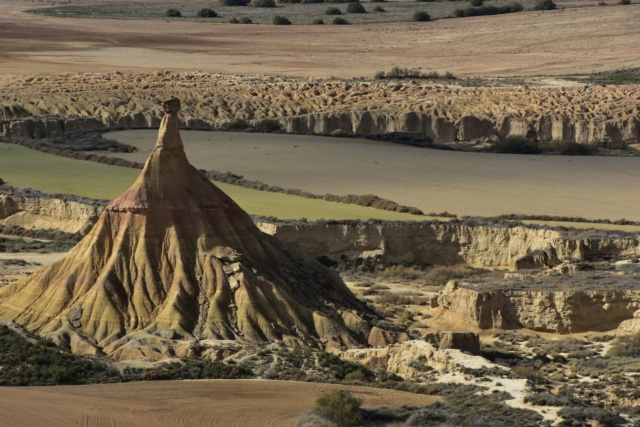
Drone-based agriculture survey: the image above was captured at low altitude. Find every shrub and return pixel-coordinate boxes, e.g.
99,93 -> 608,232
557,407 -> 625,427
196,8 -> 218,17
164,8 -> 181,17
221,0 -> 251,5
455,2 -> 522,16
254,119 -> 282,132
412,10 -> 431,21
607,334 -> 640,357
302,0 -> 325,3
618,0 -> 630,4
533,0 -> 556,9
416,0 -> 435,2
254,0 -> 276,6
222,118 -> 250,130
229,17 -> 240,22
0,178 -> 4,185
311,18 -> 325,23
240,16 -> 253,23
273,15 -> 292,24
333,17 -> 349,23
556,142 -> 594,156
470,0 -> 483,4
313,391 -> 363,427
278,0 -> 301,3
347,2 -> 366,12
373,5 -> 385,10
326,6 -> 342,13
486,137 -> 543,154
370,0 -> 386,2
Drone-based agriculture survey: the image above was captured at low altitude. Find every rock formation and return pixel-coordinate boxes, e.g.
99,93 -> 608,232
1,72 -> 638,144
0,99 -> 375,356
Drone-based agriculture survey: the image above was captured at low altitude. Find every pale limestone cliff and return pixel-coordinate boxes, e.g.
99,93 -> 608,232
1,73 -> 638,144
435,281 -> 640,333
259,222 -> 640,269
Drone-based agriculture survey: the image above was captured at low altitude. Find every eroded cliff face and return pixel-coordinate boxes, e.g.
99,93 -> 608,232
0,193 -> 104,233
1,72 -> 638,144
435,281 -> 640,333
259,222 -> 640,269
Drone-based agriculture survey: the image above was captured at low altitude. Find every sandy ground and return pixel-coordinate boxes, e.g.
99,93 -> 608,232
103,130 -> 640,221
0,0 -> 638,78
0,252 -> 65,284
0,379 -> 439,427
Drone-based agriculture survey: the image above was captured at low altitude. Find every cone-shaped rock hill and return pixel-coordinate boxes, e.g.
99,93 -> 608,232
0,99 -> 375,357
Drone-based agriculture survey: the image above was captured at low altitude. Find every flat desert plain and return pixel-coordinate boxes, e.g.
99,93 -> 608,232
105,130 -> 640,221
0,380 -> 439,426
0,0 -> 638,77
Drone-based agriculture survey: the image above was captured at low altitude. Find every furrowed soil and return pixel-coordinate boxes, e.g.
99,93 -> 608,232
0,379 -> 440,427
0,0 -> 638,77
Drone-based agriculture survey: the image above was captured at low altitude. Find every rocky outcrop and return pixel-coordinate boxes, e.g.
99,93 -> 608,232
260,221 -> 640,269
0,99 -> 377,358
0,72 -> 638,144
423,331 -> 481,355
341,340 -> 451,380
435,281 -> 640,333
0,193 -> 104,233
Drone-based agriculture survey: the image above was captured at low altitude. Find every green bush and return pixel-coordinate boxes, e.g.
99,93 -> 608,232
196,8 -> 218,17
347,2 -> 366,12
254,119 -> 282,132
455,2 -> 523,16
533,0 -> 556,9
416,0 -> 435,2
557,407 -> 625,427
370,0 -> 386,2
302,0 -> 325,3
240,16 -> 253,23
326,6 -> 342,13
273,15 -> 292,24
618,0 -> 631,4
229,17 -> 240,22
278,0 -> 301,3
486,137 -> 543,154
555,142 -> 594,156
164,8 -> 181,17
373,5 -> 385,11
221,0 -> 251,5
607,334 -> 640,357
412,10 -> 431,21
313,391 -> 363,427
470,0 -> 483,5
311,18 -> 325,24
254,0 -> 276,6
332,17 -> 349,23
222,118 -> 251,130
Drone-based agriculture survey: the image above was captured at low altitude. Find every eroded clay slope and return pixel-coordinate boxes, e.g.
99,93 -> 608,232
0,100 -> 374,357
1,73 -> 638,144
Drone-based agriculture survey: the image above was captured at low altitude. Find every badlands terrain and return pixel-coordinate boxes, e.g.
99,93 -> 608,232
1,0 -> 640,425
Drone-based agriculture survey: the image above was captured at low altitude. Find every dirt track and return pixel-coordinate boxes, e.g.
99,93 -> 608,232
0,379 -> 439,426
0,0 -> 638,77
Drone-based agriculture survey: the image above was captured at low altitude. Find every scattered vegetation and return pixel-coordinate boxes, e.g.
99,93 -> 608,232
454,2 -> 523,17
142,359 -> 253,380
412,10 -> 431,21
618,0 -> 631,4
570,68 -> 640,85
163,8 -> 181,17
470,0 -> 484,5
325,6 -> 342,14
254,0 -> 277,7
221,0 -> 251,5
311,18 -> 325,23
273,15 -> 292,24
312,391 -> 363,427
372,5 -> 385,11
374,66 -> 455,80
240,16 -> 253,23
196,7 -> 218,17
346,2 -> 366,12
533,0 -> 557,9
332,17 -> 349,24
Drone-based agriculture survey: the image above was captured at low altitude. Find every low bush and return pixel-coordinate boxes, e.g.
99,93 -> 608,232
302,0 -> 325,3
412,10 -> 431,21
326,6 -> 342,14
332,17 -> 349,24
454,2 -> 522,16
470,0 -> 483,5
607,334 -> 640,357
618,0 -> 631,4
533,0 -> 557,9
278,0 -> 301,3
229,17 -> 240,22
347,2 -> 366,12
555,142 -> 595,156
164,8 -> 181,17
240,16 -> 253,23
221,0 -> 251,5
222,118 -> 251,130
311,18 -> 325,23
253,119 -> 282,132
313,391 -> 363,427
254,0 -> 276,6
485,137 -> 543,154
373,5 -> 385,11
557,407 -> 625,427
196,8 -> 218,17
374,66 -> 455,80
273,15 -> 292,24
370,0 -> 386,2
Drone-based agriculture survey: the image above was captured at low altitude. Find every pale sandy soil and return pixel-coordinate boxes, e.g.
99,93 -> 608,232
0,0 -> 638,77
0,379 -> 439,427
104,129 -> 640,221
0,252 -> 65,284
